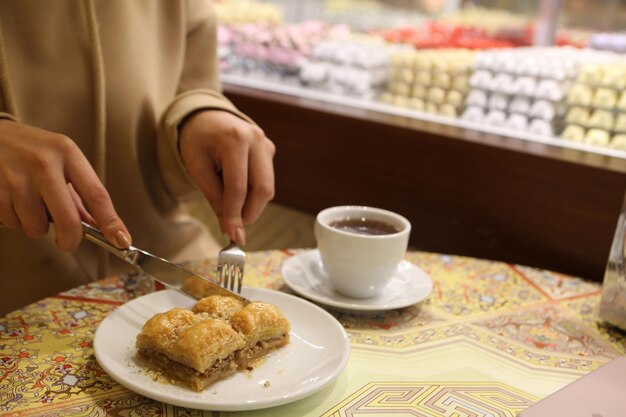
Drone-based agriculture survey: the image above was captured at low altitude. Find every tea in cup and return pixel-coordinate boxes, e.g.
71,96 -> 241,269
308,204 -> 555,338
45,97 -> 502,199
314,206 -> 411,298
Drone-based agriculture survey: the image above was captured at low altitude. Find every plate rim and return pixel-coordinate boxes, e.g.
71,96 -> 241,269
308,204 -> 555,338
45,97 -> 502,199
93,287 -> 350,411
281,249 -> 433,311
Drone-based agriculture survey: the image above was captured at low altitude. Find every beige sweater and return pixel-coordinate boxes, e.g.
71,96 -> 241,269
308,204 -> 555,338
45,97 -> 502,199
0,0 -> 252,314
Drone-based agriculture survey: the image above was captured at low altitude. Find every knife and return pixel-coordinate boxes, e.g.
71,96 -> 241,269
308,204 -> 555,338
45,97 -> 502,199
82,222 -> 248,303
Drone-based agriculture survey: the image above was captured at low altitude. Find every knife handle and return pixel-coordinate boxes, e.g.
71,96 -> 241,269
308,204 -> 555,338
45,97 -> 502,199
82,221 -> 138,264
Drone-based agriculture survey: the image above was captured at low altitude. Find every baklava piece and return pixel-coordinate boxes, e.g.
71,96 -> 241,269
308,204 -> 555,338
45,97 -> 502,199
182,275 -> 229,299
136,297 -> 290,391
136,308 -> 246,391
192,295 -> 245,320
230,302 -> 291,370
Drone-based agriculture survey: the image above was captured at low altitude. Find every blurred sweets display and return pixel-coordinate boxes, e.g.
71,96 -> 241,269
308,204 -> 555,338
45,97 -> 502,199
215,0 -> 283,72
461,48 -> 607,137
375,22 -> 518,50
562,60 -> 626,151
554,28 -> 594,48
588,33 -> 626,53
299,34 -> 403,100
322,0 -> 427,31
440,5 -> 531,39
219,21 -> 350,82
214,0 -> 283,25
378,49 -> 475,117
213,1 -> 626,155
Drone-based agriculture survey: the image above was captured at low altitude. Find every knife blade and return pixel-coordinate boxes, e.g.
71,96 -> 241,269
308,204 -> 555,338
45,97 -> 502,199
82,222 -> 248,303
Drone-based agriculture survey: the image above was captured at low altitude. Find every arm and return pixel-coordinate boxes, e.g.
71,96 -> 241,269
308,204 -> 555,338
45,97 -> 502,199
156,0 -> 275,245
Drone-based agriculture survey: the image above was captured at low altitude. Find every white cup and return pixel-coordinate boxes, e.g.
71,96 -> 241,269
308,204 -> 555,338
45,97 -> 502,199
314,206 -> 411,299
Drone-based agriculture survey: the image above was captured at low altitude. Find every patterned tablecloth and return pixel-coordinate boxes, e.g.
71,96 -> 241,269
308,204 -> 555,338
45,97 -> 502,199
1,250 -> 625,417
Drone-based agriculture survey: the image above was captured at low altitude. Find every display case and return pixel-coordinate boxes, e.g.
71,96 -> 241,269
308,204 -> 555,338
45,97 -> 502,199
216,0 -> 626,281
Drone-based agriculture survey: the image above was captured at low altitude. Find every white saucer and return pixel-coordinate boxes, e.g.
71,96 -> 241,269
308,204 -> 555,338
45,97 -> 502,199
281,249 -> 433,312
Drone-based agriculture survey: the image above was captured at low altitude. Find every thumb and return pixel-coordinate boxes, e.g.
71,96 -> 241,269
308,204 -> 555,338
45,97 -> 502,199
220,215 -> 246,246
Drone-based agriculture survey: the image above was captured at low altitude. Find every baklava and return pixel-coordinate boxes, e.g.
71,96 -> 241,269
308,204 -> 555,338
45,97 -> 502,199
136,307 -> 246,391
181,276 -> 232,299
192,294 -> 246,320
230,302 -> 291,370
136,295 -> 290,391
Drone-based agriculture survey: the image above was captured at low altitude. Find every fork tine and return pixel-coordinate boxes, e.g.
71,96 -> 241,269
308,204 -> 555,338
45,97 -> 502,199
216,240 -> 245,295
220,264 -> 227,290
218,264 -> 224,287
232,265 -> 239,292
216,263 -> 223,287
232,264 -> 238,292
236,266 -> 243,294
225,264 -> 234,292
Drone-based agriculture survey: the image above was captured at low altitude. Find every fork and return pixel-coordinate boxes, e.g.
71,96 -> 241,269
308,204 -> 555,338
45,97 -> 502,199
216,240 -> 246,294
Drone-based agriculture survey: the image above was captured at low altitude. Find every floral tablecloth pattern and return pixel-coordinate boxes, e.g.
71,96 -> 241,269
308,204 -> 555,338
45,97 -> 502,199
1,250 -> 624,417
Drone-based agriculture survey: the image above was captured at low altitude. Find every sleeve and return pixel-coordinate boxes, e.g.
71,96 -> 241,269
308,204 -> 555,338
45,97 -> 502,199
156,0 -> 255,200
0,112 -> 16,122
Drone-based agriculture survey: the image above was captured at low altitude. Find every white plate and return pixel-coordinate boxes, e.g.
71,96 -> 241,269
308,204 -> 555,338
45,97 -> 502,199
281,249 -> 433,312
93,288 -> 350,411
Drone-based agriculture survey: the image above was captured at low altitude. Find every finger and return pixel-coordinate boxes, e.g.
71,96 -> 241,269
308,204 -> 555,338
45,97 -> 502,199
0,196 -> 20,229
65,151 -> 131,248
220,145 -> 249,246
184,151 -> 225,220
67,182 -> 96,226
39,177 -> 83,251
242,138 -> 275,225
12,186 -> 49,239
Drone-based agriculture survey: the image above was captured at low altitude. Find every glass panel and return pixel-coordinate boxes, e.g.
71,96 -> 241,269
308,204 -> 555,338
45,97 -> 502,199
599,188 -> 626,330
216,0 -> 626,157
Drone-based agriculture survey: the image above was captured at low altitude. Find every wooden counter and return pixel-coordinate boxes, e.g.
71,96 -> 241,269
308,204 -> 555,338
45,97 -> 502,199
224,83 -> 626,281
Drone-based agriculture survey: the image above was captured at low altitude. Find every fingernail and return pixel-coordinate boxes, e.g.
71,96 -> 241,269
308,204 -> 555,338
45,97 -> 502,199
115,230 -> 131,248
235,226 -> 246,246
